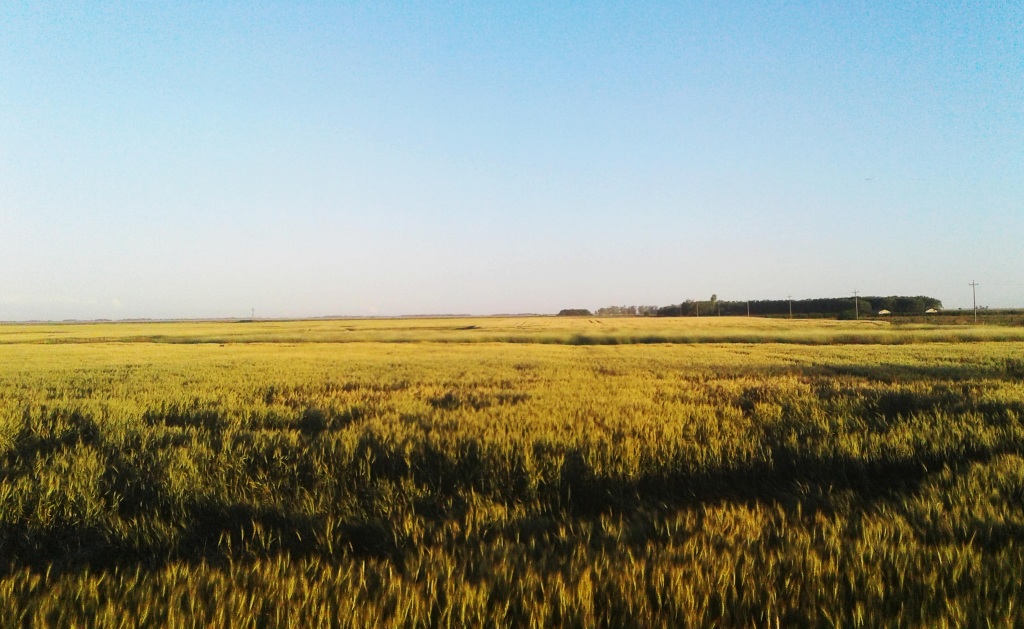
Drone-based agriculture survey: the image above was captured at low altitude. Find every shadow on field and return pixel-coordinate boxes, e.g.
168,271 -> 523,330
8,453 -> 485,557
6,433 -> 1021,580
3,355 -> 1024,579
686,360 -> 1022,385
553,445 -> 989,519
0,500 -> 403,578
793,359 -> 1024,384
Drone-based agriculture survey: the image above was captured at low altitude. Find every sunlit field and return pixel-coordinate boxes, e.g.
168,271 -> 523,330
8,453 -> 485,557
4,314 -> 1024,345
2,317 -> 1023,626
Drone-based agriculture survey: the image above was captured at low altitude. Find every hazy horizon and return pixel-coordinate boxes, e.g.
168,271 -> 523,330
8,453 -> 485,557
3,2 -> 1021,321
0,294 -> 1007,324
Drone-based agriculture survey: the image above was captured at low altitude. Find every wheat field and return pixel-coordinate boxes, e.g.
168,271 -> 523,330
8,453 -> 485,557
1,317 -> 1022,626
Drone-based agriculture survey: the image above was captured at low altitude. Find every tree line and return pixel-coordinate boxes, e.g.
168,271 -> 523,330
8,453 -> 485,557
559,295 -> 942,318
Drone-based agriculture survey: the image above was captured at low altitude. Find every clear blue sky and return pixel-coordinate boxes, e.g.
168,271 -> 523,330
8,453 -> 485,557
2,1 -> 1021,320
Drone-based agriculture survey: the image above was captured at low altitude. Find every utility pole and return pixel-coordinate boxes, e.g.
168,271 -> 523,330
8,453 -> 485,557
695,301 -> 699,317
787,295 -> 793,320
853,290 -> 860,320
970,281 -> 979,324
251,307 -> 255,320
746,301 -> 750,317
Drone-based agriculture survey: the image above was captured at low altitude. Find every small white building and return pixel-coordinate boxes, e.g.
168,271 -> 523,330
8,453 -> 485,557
925,308 -> 939,314
877,309 -> 891,315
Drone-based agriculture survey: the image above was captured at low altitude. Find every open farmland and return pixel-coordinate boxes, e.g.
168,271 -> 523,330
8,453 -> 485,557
1,317 -> 1023,626
4,314 -> 1024,346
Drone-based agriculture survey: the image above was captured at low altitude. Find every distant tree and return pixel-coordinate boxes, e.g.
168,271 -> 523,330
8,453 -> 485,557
867,296 -> 942,314
642,295 -> 942,318
595,306 -> 644,317
557,309 -> 592,317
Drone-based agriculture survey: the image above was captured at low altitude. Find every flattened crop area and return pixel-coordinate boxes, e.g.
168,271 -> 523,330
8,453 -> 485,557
1,321 -> 1023,626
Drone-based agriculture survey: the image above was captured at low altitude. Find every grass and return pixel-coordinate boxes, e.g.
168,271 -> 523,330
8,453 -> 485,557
0,317 -> 1022,626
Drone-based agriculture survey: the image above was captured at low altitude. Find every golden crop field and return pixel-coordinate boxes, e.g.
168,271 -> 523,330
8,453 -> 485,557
1,317 -> 1023,626
5,314 -> 1024,345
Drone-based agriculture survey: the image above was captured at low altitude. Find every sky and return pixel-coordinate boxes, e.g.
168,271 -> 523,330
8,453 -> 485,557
2,1 -> 1022,320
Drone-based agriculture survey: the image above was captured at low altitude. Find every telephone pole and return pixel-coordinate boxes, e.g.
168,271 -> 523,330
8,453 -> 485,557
746,301 -> 750,317
787,295 -> 793,319
969,281 -> 979,324
853,290 -> 860,320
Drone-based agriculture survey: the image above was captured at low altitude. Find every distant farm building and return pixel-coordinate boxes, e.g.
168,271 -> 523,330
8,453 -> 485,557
877,309 -> 891,315
925,308 -> 939,314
